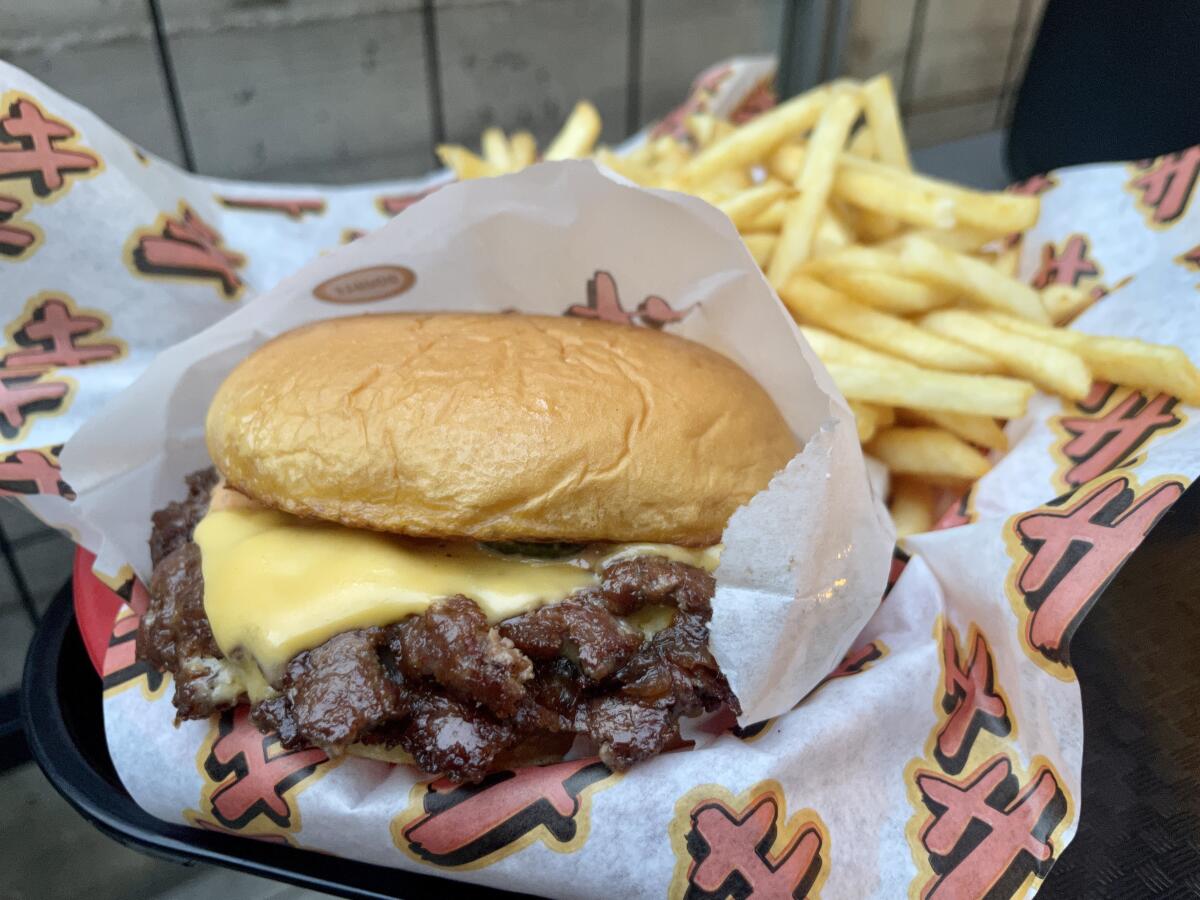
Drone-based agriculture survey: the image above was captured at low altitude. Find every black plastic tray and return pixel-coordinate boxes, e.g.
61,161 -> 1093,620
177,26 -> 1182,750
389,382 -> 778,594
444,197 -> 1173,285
22,485 -> 1200,898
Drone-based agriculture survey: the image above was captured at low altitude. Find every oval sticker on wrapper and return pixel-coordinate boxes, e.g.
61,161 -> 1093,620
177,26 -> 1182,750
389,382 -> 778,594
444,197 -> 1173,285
313,265 -> 415,304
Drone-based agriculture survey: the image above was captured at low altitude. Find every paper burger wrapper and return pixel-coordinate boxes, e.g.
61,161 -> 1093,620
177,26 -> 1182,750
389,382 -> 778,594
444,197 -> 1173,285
4,55 -> 1200,897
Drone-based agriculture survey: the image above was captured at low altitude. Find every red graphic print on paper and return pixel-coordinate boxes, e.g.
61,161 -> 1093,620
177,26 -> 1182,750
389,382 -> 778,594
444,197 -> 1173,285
1011,476 -> 1184,665
395,758 -> 614,867
377,186 -> 441,216
935,625 -> 1010,775
0,447 -> 73,499
216,196 -> 326,219
914,755 -> 1067,898
0,97 -> 100,196
936,489 -> 974,531
202,706 -> 328,830
4,297 -> 122,370
729,76 -> 777,125
1031,235 -> 1100,289
673,788 -> 825,899
1055,382 -> 1182,488
884,546 -> 910,599
566,271 -> 693,328
129,204 -> 246,299
101,601 -> 165,695
0,195 -> 37,257
1128,146 -> 1200,227
1177,244 -> 1200,272
0,373 -> 69,440
821,640 -> 885,685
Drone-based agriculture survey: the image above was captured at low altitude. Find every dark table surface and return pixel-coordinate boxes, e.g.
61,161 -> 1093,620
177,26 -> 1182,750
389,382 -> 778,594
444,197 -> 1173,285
23,483 -> 1200,898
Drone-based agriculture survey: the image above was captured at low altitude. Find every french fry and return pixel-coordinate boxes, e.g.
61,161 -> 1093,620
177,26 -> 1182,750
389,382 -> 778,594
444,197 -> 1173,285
921,309 -> 1092,399
780,276 -> 1002,373
594,148 -> 657,186
677,84 -> 836,185
716,182 -> 790,229
509,130 -> 537,168
867,427 -> 991,485
800,325 -> 910,369
544,100 -> 602,161
812,206 -> 854,258
898,236 -> 1050,322
824,362 -> 1034,419
801,326 -> 1013,445
821,268 -> 953,315
984,313 -> 1200,404
861,74 -> 911,171
991,245 -> 1020,277
834,156 -> 1040,235
770,92 -> 864,285
436,145 -> 500,180
749,198 -> 788,231
742,232 -> 777,268
686,114 -> 717,147
885,226 -> 997,254
849,400 -> 890,442
767,143 -> 806,183
847,126 -> 876,159
481,127 -> 512,172
900,409 -> 1008,451
889,476 -> 936,538
1040,284 -> 1096,323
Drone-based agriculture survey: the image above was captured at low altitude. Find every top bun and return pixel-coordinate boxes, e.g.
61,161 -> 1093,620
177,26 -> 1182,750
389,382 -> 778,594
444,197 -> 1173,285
206,313 -> 797,545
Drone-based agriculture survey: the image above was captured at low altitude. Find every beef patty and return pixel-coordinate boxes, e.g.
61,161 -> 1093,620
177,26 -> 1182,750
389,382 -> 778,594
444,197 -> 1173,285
136,470 -> 738,781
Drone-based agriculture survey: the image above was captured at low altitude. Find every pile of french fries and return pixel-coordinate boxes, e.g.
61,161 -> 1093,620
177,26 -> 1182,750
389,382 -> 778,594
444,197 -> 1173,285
437,76 -> 1200,537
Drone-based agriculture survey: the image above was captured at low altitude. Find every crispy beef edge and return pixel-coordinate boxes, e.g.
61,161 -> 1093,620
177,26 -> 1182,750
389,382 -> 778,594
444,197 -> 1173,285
136,469 -> 739,782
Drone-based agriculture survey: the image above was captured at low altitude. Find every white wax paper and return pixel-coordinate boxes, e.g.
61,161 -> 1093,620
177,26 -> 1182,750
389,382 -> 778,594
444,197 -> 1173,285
3,56 -> 1199,898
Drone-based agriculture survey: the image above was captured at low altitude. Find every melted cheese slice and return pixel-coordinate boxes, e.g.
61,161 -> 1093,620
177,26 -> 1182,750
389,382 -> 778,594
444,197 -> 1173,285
194,504 -> 719,680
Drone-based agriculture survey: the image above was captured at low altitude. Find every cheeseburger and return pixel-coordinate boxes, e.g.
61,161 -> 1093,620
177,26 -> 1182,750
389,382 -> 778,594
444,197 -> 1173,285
137,313 -> 797,781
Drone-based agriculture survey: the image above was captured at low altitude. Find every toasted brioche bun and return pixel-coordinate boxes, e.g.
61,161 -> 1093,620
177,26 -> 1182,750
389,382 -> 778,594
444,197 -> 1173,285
206,313 -> 797,545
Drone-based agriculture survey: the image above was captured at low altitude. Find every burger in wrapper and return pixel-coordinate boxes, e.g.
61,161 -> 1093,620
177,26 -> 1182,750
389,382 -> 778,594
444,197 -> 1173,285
136,312 -> 798,781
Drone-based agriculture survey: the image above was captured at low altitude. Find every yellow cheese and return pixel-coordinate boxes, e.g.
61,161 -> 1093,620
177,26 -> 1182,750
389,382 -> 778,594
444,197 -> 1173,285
194,505 -> 719,681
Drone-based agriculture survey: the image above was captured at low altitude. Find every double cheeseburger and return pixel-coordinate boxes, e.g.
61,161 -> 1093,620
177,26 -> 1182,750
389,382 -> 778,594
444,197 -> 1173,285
137,313 -> 797,781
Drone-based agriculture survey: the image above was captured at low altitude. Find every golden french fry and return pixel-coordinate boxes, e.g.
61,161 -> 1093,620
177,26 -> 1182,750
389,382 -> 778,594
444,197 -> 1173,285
812,206 -> 854,258
716,182 -> 789,228
900,409 -> 1008,451
686,114 -> 717,147
594,148 -> 658,186
769,92 -> 863,285
847,126 -> 876,159
821,268 -> 953,315
509,130 -> 537,168
861,74 -> 911,171
848,400 -> 889,442
991,246 -> 1020,277
1040,284 -> 1096,324
834,156 -> 1040,234
984,313 -> 1200,404
885,226 -> 997,254
921,309 -> 1092,399
800,325 -> 910,368
545,100 -> 602,161
889,476 -> 936,538
436,145 -> 500,180
825,362 -> 1033,419
898,236 -> 1050,322
749,198 -> 788,231
768,143 -> 806,183
678,84 -> 836,185
742,232 -> 777,268
481,127 -> 512,172
780,276 -> 1001,373
853,209 -> 903,242
868,427 -> 991,484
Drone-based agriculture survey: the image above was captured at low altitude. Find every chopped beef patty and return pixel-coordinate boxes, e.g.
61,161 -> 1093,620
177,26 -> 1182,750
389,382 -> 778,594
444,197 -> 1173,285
137,469 -> 739,781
